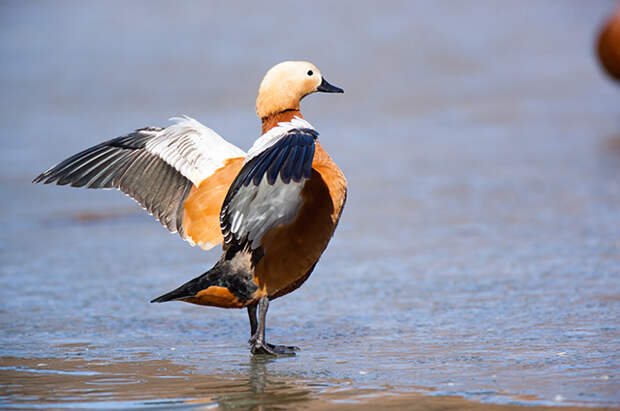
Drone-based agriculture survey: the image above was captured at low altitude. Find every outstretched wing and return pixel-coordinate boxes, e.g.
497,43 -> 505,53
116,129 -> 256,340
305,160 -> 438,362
33,116 -> 246,246
220,123 -> 318,252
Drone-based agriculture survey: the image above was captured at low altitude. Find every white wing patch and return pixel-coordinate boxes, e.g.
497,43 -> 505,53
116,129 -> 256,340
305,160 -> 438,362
246,117 -> 315,161
146,116 -> 246,186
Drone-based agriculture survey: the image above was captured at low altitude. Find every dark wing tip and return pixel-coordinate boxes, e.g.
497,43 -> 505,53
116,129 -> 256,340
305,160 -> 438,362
32,174 -> 59,185
33,168 -> 57,184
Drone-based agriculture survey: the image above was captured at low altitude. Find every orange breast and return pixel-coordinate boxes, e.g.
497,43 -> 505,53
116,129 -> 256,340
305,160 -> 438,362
182,157 -> 245,249
254,142 -> 347,298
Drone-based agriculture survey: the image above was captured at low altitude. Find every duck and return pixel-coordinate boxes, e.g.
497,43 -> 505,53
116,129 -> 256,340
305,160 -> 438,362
598,3 -> 620,81
33,61 -> 347,355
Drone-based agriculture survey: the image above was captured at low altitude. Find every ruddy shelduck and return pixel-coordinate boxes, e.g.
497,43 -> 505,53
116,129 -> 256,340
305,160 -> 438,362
598,2 -> 620,81
34,61 -> 346,355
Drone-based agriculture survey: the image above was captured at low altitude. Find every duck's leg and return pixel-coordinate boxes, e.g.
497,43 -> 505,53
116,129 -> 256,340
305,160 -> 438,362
248,297 -> 299,355
248,304 -> 258,340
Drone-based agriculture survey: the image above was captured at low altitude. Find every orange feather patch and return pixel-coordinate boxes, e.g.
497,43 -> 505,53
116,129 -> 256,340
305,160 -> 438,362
182,157 -> 245,249
183,286 -> 245,308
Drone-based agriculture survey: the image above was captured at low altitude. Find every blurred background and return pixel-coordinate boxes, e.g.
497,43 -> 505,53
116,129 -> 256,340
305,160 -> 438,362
1,1 -> 619,409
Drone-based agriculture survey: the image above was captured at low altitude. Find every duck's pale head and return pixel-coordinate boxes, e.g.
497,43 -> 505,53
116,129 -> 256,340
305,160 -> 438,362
256,61 -> 343,120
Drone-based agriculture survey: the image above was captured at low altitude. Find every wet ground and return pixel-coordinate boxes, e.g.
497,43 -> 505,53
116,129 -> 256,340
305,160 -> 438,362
1,1 -> 619,409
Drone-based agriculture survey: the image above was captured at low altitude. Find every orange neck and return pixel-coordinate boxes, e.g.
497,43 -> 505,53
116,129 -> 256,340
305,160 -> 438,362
261,109 -> 303,134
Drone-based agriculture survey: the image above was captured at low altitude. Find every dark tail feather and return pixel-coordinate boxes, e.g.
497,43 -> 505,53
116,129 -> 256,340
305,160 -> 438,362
150,259 -> 230,303
150,286 -> 192,303
151,271 -> 212,303
151,250 -> 257,304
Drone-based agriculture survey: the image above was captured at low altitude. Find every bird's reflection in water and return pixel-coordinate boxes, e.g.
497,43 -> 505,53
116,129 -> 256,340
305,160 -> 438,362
247,355 -> 271,396
186,356 -> 313,410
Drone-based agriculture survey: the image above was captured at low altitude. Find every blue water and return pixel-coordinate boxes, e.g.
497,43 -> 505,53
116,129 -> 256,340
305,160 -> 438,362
1,0 -> 619,408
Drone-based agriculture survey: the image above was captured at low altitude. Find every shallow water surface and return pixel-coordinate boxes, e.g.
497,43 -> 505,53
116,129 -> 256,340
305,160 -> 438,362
1,1 -> 619,409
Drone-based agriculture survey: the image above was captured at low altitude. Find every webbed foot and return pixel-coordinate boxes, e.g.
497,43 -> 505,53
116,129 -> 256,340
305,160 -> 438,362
251,340 -> 299,355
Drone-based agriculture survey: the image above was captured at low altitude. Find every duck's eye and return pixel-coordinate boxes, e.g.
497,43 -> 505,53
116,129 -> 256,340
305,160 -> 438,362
307,70 -> 313,76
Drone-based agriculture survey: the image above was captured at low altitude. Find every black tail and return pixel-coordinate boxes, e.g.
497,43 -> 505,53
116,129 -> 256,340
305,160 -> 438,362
151,248 -> 259,304
150,283 -> 196,303
151,267 -> 217,303
150,254 -> 256,304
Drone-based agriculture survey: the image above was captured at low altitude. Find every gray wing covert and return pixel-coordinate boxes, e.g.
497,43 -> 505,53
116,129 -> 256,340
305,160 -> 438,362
220,127 -> 318,250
